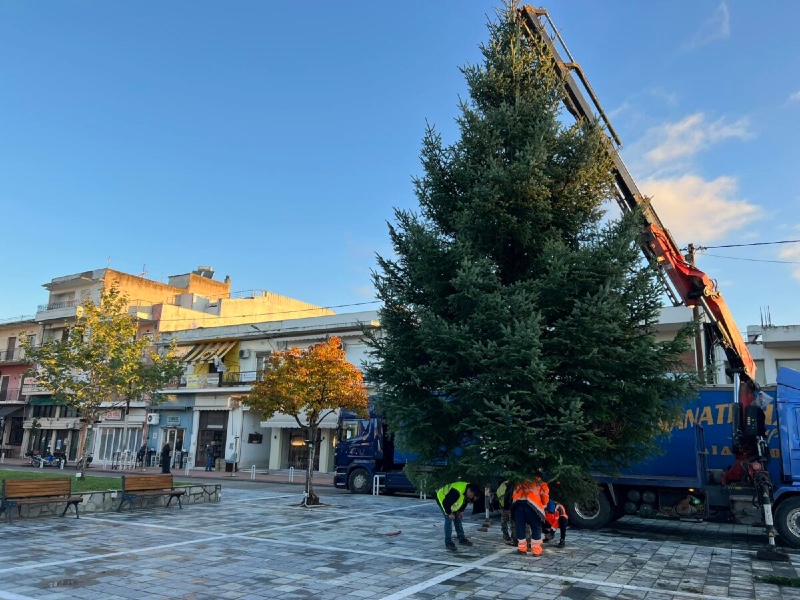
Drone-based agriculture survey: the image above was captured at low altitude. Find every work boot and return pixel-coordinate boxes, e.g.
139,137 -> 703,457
459,538 -> 473,547
532,544 -> 543,556
445,541 -> 456,551
557,540 -> 566,548
502,532 -> 512,543
517,540 -> 528,555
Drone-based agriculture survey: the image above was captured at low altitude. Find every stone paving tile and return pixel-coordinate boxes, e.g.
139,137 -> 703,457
1,485 -> 800,598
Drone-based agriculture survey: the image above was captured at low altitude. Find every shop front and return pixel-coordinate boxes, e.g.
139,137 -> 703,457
94,408 -> 144,467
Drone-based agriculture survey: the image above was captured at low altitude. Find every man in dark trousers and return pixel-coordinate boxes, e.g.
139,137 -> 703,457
435,482 -> 481,551
160,443 -> 171,474
205,444 -> 215,471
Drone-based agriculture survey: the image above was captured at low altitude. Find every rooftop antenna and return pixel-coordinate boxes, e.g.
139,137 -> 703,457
106,256 -> 112,268
140,264 -> 147,278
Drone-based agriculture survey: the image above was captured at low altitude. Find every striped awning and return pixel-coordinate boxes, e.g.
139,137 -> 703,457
180,340 -> 237,364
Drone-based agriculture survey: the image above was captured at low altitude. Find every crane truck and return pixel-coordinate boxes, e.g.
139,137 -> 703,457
517,6 -> 796,558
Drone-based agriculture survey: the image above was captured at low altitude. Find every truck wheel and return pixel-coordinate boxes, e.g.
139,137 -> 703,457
566,491 -> 613,529
775,496 -> 800,548
348,468 -> 370,494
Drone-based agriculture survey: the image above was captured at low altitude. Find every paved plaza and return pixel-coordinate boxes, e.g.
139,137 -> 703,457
1,480 -> 800,599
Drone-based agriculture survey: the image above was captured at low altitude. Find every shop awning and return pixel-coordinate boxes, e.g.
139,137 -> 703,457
180,341 -> 237,364
0,405 -> 23,418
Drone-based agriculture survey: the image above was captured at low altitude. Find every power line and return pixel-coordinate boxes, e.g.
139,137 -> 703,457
151,300 -> 382,323
696,238 -> 800,250
700,253 -> 800,265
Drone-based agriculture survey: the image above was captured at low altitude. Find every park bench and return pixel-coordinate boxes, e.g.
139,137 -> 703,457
0,478 -> 83,524
117,474 -> 185,512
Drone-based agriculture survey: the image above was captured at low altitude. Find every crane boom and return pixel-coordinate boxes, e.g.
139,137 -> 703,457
516,5 -> 757,389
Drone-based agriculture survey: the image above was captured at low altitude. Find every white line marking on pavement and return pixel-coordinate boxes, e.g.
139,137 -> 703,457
379,549 -> 509,600
0,536 -> 226,575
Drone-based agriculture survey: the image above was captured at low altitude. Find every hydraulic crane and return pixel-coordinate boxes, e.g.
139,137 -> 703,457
515,6 -> 787,559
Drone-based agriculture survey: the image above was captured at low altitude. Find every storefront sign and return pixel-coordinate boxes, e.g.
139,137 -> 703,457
105,409 -> 123,421
22,378 -> 49,394
166,416 -> 181,426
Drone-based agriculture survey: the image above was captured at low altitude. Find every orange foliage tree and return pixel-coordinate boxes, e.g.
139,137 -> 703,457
245,336 -> 369,506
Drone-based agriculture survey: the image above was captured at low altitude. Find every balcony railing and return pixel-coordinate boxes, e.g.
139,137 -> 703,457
0,347 -> 27,363
222,371 -> 261,386
164,371 -> 261,390
37,299 -> 80,312
0,388 -> 21,402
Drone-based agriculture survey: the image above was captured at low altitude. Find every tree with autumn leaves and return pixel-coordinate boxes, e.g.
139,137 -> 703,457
246,337 -> 368,506
22,286 -> 183,465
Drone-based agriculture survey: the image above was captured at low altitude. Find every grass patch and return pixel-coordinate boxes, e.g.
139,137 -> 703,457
0,470 -> 192,494
754,575 -> 800,588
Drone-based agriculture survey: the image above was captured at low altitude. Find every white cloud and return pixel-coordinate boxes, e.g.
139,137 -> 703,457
642,175 -> 760,243
683,2 -> 730,51
779,244 -> 800,281
790,91 -> 800,102
644,113 -> 752,165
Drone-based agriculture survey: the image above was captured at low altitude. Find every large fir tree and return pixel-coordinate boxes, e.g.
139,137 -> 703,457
366,5 -> 697,497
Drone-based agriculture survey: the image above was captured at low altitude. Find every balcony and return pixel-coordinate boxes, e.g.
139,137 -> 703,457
0,347 -> 27,364
0,388 -> 21,402
164,371 -> 261,391
35,299 -> 81,322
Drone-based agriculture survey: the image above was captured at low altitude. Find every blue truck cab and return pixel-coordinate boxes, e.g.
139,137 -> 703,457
333,405 -> 416,494
573,367 -> 800,548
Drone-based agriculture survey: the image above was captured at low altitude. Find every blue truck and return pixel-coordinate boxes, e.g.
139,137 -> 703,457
569,367 -> 800,549
333,405 -> 416,494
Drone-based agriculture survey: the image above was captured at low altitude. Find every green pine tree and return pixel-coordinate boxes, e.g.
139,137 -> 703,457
365,4 -> 697,499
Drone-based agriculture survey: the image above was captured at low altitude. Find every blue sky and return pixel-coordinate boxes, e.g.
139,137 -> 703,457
1,1 -> 799,330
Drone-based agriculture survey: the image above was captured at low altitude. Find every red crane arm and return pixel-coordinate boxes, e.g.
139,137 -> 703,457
516,5 -> 757,389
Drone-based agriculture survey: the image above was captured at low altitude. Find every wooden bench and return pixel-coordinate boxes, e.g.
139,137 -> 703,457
117,474 -> 185,512
1,479 -> 83,523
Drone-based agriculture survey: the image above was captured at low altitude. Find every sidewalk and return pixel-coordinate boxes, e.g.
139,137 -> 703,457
0,456 -> 335,487
0,485 -> 798,599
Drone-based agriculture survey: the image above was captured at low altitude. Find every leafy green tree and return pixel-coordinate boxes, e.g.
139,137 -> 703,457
22,286 -> 183,463
366,4 -> 697,499
245,337 -> 369,506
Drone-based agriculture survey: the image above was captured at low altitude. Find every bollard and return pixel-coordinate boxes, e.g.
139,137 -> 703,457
250,465 -> 256,481
0,452 -> 4,464
184,462 -> 190,476
419,479 -> 427,500
60,459 -> 64,470
39,458 -> 43,469
288,467 -> 294,482
103,458 -> 108,470
372,473 -> 385,496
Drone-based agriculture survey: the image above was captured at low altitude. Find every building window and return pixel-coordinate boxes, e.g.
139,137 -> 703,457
256,352 -> 271,373
776,359 -> 800,378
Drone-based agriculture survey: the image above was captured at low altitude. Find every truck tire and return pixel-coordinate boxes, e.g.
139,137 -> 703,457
348,468 -> 370,494
566,491 -> 613,529
775,496 -> 800,548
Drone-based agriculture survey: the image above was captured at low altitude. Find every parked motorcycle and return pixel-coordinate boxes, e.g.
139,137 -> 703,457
25,450 -> 66,468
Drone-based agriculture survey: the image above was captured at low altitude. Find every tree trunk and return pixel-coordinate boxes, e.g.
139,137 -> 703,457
76,422 -> 89,463
303,426 -> 319,506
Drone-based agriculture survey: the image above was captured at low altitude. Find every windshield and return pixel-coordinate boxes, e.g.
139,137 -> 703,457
339,419 -> 368,441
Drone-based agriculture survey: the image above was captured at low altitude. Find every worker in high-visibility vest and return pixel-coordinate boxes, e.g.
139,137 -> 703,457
542,499 -> 568,548
435,481 -> 481,551
511,477 -> 549,556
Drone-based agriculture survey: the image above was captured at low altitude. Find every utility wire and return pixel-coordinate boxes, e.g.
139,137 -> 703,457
700,253 -> 800,265
149,299 -> 382,323
695,238 -> 800,250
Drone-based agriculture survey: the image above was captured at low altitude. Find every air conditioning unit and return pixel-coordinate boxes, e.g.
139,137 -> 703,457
64,422 -> 74,429
146,413 -> 160,425
239,349 -> 251,359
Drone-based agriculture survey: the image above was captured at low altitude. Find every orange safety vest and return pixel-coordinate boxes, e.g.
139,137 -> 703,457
544,501 -> 567,529
512,478 -> 550,520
